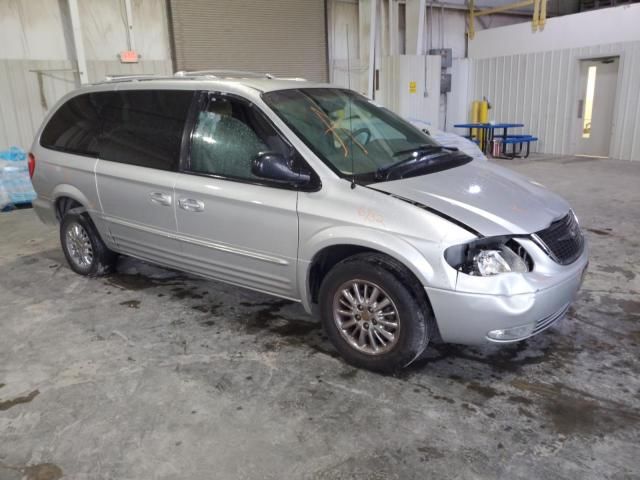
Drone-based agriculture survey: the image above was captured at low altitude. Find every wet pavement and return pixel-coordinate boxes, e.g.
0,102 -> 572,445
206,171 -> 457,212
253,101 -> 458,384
0,155 -> 638,479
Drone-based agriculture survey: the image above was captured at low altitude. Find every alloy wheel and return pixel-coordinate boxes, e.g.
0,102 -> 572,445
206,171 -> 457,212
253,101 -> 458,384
332,279 -> 400,355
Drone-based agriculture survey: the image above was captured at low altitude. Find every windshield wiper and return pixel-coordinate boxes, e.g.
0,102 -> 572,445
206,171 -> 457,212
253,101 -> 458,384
391,144 -> 456,157
376,146 -> 458,180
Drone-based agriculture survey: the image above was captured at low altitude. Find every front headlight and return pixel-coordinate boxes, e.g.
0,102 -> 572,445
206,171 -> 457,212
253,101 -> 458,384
473,245 -> 528,275
445,237 -> 532,276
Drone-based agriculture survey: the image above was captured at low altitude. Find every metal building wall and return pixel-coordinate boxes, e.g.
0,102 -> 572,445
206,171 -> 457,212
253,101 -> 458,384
377,55 -> 441,127
469,41 -> 640,161
0,0 -> 173,152
168,0 -> 328,82
0,60 -> 172,151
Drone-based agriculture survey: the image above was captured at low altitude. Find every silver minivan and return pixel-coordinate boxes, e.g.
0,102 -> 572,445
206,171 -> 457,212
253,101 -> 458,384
30,72 -> 588,371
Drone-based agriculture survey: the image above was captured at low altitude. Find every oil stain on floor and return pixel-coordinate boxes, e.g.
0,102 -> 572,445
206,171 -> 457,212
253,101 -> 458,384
0,462 -> 63,480
0,389 -> 39,411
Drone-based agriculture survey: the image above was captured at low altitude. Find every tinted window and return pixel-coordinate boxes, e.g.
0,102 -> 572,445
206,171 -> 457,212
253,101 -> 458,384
100,90 -> 193,170
190,95 -> 290,180
40,93 -> 102,156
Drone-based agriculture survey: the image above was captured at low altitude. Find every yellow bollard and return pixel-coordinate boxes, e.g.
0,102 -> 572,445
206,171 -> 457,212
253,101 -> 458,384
479,100 -> 489,149
479,100 -> 489,123
471,100 -> 480,140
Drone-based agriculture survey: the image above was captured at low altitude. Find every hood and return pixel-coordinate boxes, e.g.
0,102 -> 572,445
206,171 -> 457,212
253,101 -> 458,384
370,160 -> 570,237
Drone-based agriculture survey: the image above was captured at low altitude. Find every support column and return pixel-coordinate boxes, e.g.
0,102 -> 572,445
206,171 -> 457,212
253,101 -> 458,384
123,0 -> 137,51
405,0 -> 425,55
67,0 -> 88,84
416,0 -> 426,55
388,0 -> 396,55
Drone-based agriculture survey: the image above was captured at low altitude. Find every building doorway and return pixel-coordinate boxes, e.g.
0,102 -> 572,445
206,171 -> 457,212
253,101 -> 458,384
574,57 -> 619,158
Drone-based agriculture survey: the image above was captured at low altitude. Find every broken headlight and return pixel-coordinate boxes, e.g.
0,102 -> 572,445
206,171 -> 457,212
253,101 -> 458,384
445,237 -> 532,276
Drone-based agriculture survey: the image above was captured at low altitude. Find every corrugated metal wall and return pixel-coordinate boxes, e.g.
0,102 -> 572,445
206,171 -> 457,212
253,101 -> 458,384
0,60 -> 172,151
469,41 -> 640,160
0,0 -> 173,152
168,0 -> 328,82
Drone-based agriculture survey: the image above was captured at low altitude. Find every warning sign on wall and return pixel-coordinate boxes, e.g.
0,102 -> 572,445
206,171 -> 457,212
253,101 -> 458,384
409,81 -> 417,94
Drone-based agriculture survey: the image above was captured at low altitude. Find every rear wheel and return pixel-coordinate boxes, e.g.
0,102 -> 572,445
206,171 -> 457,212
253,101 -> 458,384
318,253 -> 432,372
60,213 -> 117,276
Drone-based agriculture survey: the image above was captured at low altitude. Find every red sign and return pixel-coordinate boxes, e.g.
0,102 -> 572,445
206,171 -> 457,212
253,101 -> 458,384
120,50 -> 139,63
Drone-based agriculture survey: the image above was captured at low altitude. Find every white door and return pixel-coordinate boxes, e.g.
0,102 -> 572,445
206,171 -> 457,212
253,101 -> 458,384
574,57 -> 619,157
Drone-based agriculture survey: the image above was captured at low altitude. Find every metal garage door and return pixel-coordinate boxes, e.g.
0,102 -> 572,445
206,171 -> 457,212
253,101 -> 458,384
168,0 -> 328,82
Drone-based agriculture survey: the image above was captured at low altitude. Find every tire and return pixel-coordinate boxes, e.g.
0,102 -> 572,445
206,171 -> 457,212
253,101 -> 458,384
318,252 -> 432,372
60,212 -> 117,276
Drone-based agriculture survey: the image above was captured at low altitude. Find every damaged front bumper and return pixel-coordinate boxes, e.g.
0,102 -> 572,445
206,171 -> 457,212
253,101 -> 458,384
425,238 -> 588,345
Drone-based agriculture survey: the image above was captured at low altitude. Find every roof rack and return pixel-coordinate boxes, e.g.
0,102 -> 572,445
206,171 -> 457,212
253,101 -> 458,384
96,70 -> 307,85
98,74 -> 180,84
274,77 -> 307,82
174,69 -> 275,79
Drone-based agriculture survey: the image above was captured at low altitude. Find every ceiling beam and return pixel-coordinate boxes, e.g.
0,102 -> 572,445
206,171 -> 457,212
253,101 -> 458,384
468,0 -> 549,39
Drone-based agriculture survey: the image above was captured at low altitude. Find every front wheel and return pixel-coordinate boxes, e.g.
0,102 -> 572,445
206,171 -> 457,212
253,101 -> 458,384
318,253 -> 432,372
60,213 -> 117,276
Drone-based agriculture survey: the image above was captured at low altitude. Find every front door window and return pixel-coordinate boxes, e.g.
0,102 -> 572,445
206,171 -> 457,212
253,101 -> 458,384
189,95 -> 289,180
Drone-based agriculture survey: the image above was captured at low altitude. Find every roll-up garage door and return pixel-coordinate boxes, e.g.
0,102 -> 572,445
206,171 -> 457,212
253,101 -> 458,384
168,0 -> 328,82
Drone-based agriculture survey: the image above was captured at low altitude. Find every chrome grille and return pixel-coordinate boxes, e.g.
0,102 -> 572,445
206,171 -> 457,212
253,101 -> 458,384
533,212 -> 584,265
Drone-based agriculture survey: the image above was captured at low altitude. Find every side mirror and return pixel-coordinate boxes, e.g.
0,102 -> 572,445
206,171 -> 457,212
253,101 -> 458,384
251,152 -> 311,186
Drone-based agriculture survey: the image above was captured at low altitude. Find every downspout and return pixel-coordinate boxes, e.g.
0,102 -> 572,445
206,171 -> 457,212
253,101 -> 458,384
416,0 -> 427,99
367,0 -> 377,99
468,0 -> 475,40
67,0 -> 89,84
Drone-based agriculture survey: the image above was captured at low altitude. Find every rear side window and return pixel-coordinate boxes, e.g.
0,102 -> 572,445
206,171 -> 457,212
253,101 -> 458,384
40,89 -> 193,171
100,90 -> 193,170
40,93 -> 101,156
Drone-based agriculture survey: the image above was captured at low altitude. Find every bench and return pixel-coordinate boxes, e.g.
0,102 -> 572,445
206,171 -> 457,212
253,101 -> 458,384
500,135 -> 538,158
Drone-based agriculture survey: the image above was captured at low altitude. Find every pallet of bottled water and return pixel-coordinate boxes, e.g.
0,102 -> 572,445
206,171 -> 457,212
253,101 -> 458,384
0,147 -> 36,211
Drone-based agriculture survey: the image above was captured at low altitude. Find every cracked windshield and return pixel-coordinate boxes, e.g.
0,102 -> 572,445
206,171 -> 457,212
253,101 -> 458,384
263,88 -> 441,177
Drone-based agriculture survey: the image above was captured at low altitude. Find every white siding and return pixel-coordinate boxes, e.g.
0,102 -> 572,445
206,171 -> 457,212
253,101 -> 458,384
378,55 -> 441,127
0,0 -> 173,151
469,4 -> 640,59
468,42 -> 640,160
0,59 -> 172,151
0,0 -> 171,61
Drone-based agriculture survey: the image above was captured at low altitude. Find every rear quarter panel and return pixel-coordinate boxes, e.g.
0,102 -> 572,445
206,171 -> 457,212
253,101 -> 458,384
30,144 -> 104,231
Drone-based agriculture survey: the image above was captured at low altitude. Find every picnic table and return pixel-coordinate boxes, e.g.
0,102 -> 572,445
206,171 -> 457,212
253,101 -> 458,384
453,122 -> 524,154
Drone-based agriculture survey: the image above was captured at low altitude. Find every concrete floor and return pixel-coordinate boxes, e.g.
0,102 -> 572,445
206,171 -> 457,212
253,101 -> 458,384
1,155 -> 639,480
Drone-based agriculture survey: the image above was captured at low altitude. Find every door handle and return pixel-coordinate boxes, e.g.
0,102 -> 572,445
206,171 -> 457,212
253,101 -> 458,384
149,192 -> 172,206
178,198 -> 205,212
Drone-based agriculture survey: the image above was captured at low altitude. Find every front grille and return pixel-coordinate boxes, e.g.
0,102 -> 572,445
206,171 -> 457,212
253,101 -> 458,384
533,212 -> 584,265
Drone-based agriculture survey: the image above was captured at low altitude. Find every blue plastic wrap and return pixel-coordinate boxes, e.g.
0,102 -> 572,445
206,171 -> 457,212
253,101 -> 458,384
0,146 -> 37,211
